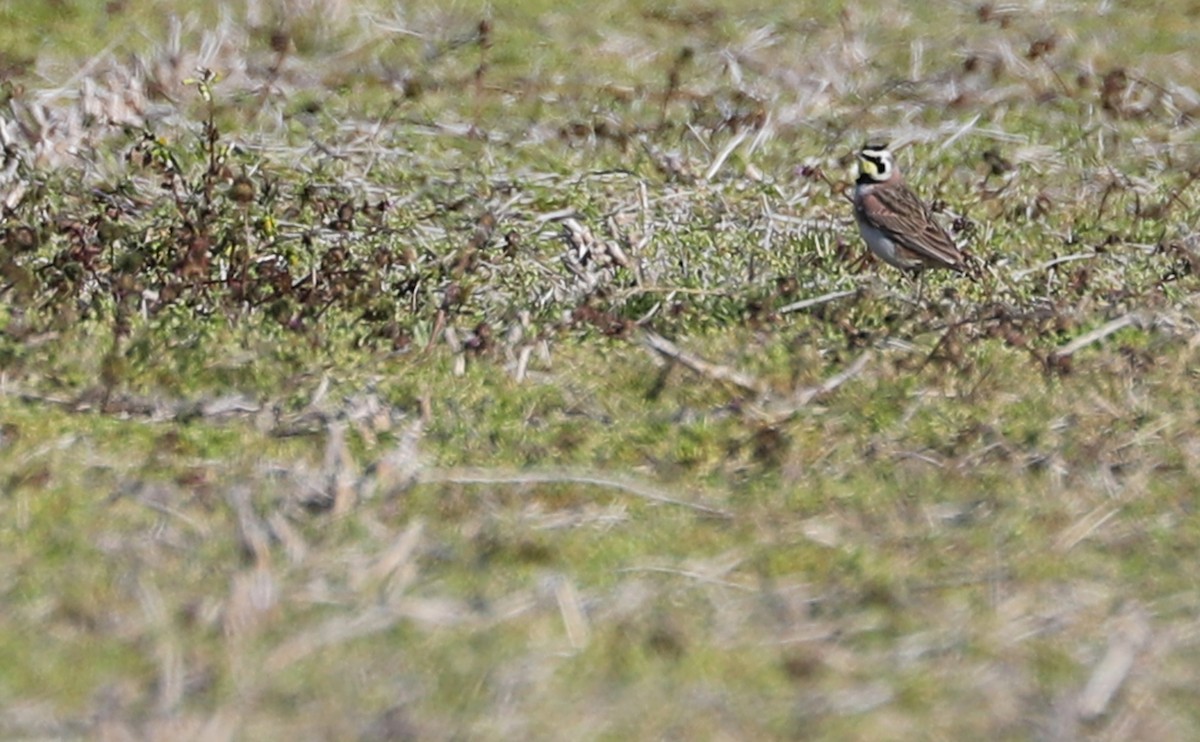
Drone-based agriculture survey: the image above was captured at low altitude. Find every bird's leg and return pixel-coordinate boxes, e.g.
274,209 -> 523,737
908,269 -> 926,306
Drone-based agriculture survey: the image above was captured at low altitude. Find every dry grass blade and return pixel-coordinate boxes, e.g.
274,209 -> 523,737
324,421 -> 358,515
364,519 -> 424,598
419,467 -> 732,519
137,578 -> 185,716
264,597 -> 473,673
226,487 -> 271,567
793,351 -> 873,406
1052,313 -> 1144,361
266,511 -> 309,566
752,350 -> 874,423
1077,603 -> 1152,722
703,129 -> 750,182
222,566 -> 279,641
551,574 -> 591,650
264,607 -> 413,673
358,419 -> 424,500
1054,506 -> 1121,553
778,289 -> 858,315
1011,252 -> 1097,280
642,330 -> 765,396
617,565 -> 755,591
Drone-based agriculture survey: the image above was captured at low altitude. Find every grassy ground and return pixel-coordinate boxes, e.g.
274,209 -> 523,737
3,0 -> 1200,738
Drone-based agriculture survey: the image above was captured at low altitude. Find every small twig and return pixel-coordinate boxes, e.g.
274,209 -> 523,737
1147,165 -> 1200,220
1011,252 -> 1096,280
659,46 -> 694,130
418,467 -> 732,519
1051,313 -> 1143,361
534,206 -> 580,224
778,289 -> 857,315
795,351 -> 872,405
752,350 -> 873,423
798,162 -> 853,204
642,330 -> 765,396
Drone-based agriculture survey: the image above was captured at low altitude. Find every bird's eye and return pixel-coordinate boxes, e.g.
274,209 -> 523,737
859,152 -> 888,178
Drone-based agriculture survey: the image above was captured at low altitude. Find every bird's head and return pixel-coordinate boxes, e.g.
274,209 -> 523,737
857,142 -> 895,183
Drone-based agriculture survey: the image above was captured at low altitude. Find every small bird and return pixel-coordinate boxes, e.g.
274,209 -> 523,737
852,142 -> 966,282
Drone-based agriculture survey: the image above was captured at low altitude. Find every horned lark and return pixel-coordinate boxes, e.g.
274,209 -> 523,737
852,142 -> 965,277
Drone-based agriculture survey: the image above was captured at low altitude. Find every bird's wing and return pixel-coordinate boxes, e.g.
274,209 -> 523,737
859,185 -> 964,270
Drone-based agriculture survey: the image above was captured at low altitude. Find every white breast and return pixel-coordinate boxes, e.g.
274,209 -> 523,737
853,187 -> 922,270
